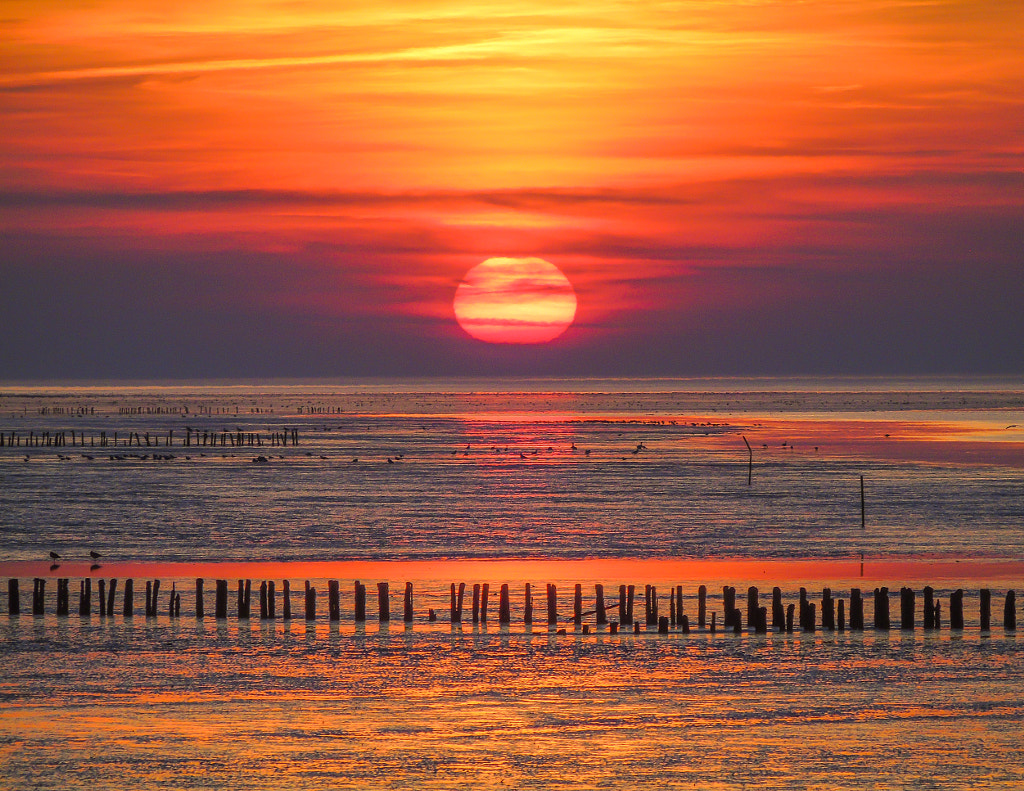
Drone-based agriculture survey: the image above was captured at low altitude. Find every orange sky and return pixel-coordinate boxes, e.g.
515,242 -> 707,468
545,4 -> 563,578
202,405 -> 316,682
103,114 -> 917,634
1,1 -> 1022,378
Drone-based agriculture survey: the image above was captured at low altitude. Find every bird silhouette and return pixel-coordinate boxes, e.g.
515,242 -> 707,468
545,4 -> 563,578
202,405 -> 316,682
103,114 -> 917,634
89,551 -> 101,560
49,551 -> 61,562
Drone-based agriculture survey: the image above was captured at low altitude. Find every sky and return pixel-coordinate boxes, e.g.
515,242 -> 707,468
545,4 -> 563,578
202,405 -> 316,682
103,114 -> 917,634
1,0 -> 1022,380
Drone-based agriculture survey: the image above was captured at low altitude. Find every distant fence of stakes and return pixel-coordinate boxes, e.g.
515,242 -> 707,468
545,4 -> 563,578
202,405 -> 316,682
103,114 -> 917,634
0,427 -> 299,449
4,578 -> 1020,636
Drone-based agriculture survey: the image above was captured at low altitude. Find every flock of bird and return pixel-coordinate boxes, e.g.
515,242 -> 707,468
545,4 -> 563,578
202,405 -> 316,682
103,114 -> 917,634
47,550 -> 103,570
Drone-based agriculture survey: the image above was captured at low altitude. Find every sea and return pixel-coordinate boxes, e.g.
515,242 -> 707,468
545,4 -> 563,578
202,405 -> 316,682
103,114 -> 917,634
1,377 -> 1023,789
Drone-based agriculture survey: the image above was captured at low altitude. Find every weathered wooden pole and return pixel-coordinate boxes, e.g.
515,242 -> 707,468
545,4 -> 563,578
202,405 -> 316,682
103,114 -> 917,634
260,581 -> 269,619
1005,590 -> 1016,631
574,583 -> 582,626
698,585 -> 707,628
850,588 -> 863,630
658,615 -> 669,634
472,583 -> 481,623
97,579 -> 106,618
710,611 -> 717,633
772,587 -> 784,632
457,582 -> 466,622
450,583 -> 458,623
304,581 -> 316,621
980,588 -> 991,631
618,585 -> 628,626
804,602 -> 817,633
524,583 -> 533,625
145,581 -> 153,618
950,589 -> 964,630
195,579 -> 204,619
837,598 -> 846,631
268,581 -> 276,619
743,435 -> 753,485
923,586 -> 934,630
378,582 -> 390,622
404,582 -> 414,623
215,579 -> 227,619
626,585 -> 635,625
669,591 -> 676,627
236,580 -> 245,619
355,581 -> 367,622
32,578 -> 43,615
480,583 -> 489,623
282,580 -> 292,620
900,587 -> 915,631
8,579 -> 19,616
499,584 -> 510,624
675,586 -> 683,627
680,613 -> 690,634
822,588 -> 835,631
874,587 -> 890,630
756,606 -> 768,634
595,584 -> 607,626
328,580 -> 340,621
107,579 -> 117,617
122,579 -> 134,617
55,579 -> 67,616
547,584 -> 557,627
79,578 -> 92,617
747,586 -> 759,630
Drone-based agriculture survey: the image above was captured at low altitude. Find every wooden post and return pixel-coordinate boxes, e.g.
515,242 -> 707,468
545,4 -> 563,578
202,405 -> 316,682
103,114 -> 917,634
574,584 -> 582,626
328,580 -> 340,621
32,578 -> 43,615
837,599 -> 846,631
1005,590 -> 1016,631
268,581 -> 276,619
55,579 -> 67,616
950,589 -> 964,630
680,614 -> 690,634
107,579 -> 116,617
595,584 -> 607,625
524,583 -> 533,625
480,583 -> 489,623
97,579 -> 106,618
304,581 -> 316,621
123,579 -> 134,617
658,616 -> 669,634
676,586 -> 683,628
236,580 -> 245,620
547,584 -> 557,627
698,585 -> 707,628
747,586 -> 759,629
786,603 -> 794,633
669,591 -> 676,627
282,580 -> 292,620
472,583 -> 481,623
850,588 -> 863,630
355,581 -> 366,622
260,581 -> 269,620
169,583 -> 176,619
822,588 -> 835,631
79,578 -> 92,617
756,606 -> 768,634
772,587 -> 784,632
723,586 -> 736,629
145,581 -> 153,618
743,435 -> 753,486
499,584 -> 510,624
8,579 -> 19,616
646,585 -> 658,626
626,585 -> 635,625
457,582 -> 466,622
378,582 -> 390,622
874,587 -> 890,631
618,585 -> 628,626
923,586 -> 934,630
900,587 -> 915,631
450,583 -> 458,623
980,588 -> 991,631
404,582 -> 414,623
215,579 -> 227,619
196,579 -> 204,619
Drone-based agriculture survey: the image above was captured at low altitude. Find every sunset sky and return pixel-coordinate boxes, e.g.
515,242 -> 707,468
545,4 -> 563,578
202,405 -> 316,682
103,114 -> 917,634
2,0 -> 1021,380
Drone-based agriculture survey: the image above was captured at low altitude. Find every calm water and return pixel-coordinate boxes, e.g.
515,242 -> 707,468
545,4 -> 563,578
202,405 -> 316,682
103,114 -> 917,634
1,378 -> 1023,789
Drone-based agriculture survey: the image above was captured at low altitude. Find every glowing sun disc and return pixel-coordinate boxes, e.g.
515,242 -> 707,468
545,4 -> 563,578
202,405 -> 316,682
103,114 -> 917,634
453,257 -> 577,344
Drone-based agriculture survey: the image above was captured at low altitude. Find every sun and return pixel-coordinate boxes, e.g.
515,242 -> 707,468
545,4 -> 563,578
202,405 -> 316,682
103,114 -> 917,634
453,257 -> 577,344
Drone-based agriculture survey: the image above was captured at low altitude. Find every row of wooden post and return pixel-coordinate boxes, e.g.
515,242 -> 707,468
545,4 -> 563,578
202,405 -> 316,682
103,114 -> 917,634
6,578 -> 1020,632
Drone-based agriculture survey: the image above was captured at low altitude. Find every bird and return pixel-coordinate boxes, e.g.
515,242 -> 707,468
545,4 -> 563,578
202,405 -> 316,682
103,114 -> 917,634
89,551 -> 101,560
49,551 -> 61,562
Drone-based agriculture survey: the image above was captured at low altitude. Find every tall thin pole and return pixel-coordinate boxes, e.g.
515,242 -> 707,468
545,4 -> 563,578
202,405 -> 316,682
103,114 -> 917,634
742,436 -> 752,486
860,475 -> 866,529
